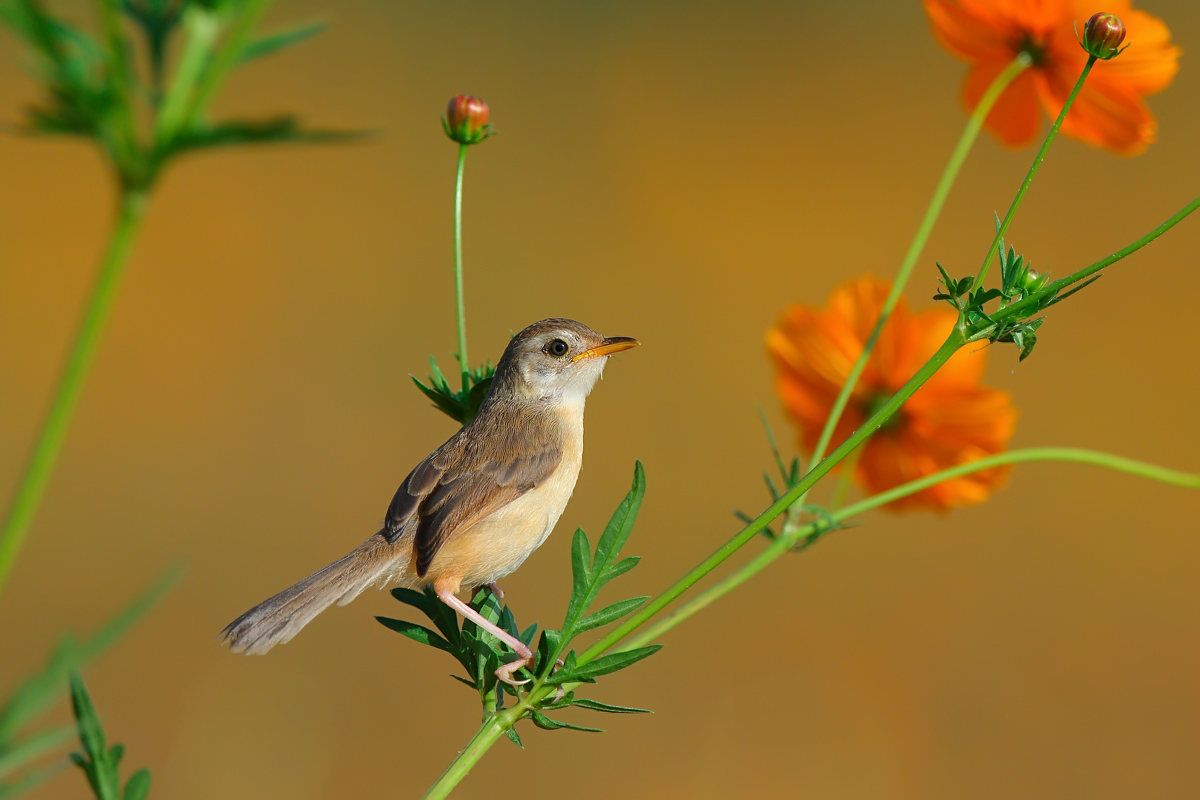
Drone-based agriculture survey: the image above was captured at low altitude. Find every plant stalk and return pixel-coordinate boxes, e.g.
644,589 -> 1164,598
0,189 -> 150,600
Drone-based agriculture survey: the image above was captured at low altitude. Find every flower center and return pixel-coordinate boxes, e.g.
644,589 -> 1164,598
1013,32 -> 1048,67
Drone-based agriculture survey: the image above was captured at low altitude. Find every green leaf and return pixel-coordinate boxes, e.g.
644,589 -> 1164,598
123,768 -> 151,800
568,698 -> 651,714
593,462 -> 645,570
529,711 -> 603,733
374,617 -> 452,653
237,21 -> 327,64
573,597 -> 646,635
560,645 -> 662,683
503,727 -> 523,748
165,117 -> 368,156
69,674 -> 105,759
0,725 -> 74,780
598,556 -> 640,584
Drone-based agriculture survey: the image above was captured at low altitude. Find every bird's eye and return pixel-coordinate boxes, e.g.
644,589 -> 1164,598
545,339 -> 570,357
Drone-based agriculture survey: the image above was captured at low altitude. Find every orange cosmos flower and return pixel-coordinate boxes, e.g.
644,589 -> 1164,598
766,277 -> 1017,512
922,0 -> 1180,155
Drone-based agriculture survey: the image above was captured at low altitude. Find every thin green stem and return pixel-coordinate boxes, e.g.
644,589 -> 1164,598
626,446 -> 1200,649
453,142 -> 469,389
803,55 -> 1030,473
978,191 -> 1200,337
422,709 -> 514,799
975,55 -> 1098,289
578,330 -> 967,665
0,189 -> 150,601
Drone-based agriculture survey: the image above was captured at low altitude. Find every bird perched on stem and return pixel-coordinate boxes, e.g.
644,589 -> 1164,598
220,318 -> 638,685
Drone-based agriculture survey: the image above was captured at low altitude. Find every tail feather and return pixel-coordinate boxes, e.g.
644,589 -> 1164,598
220,533 -> 405,655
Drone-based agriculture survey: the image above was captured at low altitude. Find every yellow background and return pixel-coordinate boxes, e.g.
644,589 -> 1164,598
3,2 -> 1199,797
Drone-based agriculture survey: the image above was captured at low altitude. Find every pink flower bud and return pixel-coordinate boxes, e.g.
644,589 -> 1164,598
443,95 -> 492,145
1081,13 -> 1127,60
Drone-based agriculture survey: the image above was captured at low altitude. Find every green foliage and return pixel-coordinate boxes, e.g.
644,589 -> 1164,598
933,216 -> 1101,361
67,673 -> 150,800
411,358 -> 496,426
377,462 -> 657,735
0,567 -> 178,797
0,0 -> 357,191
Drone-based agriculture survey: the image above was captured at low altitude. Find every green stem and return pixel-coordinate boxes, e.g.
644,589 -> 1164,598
453,142 -> 469,388
578,330 -> 967,665
979,191 -> 1200,337
422,709 -> 513,799
0,189 -> 150,601
803,55 -> 1030,473
975,55 -> 1098,289
626,446 -> 1200,648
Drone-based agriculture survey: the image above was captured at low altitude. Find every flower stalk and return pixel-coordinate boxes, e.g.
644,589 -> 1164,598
0,189 -> 149,600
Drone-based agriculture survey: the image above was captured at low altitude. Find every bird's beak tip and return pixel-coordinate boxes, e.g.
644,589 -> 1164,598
573,336 -> 639,362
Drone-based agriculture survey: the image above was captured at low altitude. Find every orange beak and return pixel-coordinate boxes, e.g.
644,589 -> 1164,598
572,336 -> 639,362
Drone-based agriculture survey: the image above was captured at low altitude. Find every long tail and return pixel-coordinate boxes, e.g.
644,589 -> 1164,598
220,532 -> 407,655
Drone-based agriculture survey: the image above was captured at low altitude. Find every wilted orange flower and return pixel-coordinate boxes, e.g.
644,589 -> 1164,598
922,0 -> 1180,155
766,278 -> 1017,511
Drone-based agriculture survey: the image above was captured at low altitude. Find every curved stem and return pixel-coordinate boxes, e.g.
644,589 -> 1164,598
974,55 -> 1098,289
626,446 -> 1200,649
0,189 -> 150,601
578,330 -> 967,665
803,54 -> 1030,473
453,142 -> 469,389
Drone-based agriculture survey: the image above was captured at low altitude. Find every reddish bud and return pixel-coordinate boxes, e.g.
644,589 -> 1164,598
1080,13 -> 1127,60
443,95 -> 492,145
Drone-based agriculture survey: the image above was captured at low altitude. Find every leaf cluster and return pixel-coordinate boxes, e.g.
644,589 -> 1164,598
738,411 -> 841,549
411,358 -> 495,426
0,0 -> 356,191
67,673 -> 149,800
934,220 -> 1100,361
376,462 -> 657,741
0,569 -> 177,798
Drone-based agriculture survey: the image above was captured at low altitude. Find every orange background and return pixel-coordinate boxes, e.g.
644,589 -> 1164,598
3,2 -> 1200,798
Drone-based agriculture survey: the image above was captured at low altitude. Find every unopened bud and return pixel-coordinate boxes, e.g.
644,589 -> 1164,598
1018,268 -> 1050,294
1080,13 -> 1127,60
443,95 -> 492,145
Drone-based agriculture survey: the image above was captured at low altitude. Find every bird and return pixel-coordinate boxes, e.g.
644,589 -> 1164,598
219,318 -> 638,685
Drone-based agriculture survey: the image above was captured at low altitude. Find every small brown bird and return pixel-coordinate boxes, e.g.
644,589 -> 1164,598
220,318 -> 637,684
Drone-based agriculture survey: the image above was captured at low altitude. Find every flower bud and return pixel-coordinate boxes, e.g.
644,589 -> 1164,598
1018,267 -> 1050,294
1080,13 -> 1127,60
443,95 -> 492,145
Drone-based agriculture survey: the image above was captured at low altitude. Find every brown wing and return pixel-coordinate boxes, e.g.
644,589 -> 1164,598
384,406 -> 564,577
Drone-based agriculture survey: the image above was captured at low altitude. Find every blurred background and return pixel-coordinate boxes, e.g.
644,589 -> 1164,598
2,1 -> 1199,797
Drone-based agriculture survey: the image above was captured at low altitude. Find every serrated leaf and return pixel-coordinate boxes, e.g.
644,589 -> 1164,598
568,698 -> 652,714
529,711 -> 603,733
238,21 -> 327,65
560,645 -> 661,683
573,597 -> 646,635
374,617 -> 452,653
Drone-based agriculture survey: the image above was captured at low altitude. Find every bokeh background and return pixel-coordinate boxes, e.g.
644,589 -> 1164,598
3,1 -> 1200,798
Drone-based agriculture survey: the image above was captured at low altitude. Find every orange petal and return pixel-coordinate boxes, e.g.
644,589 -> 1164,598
964,62 -> 1044,148
922,0 -> 1020,63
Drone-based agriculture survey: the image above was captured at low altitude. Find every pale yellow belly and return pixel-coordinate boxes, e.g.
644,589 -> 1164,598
422,446 -> 583,591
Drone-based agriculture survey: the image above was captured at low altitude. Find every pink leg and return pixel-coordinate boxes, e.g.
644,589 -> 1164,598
436,586 -> 532,686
